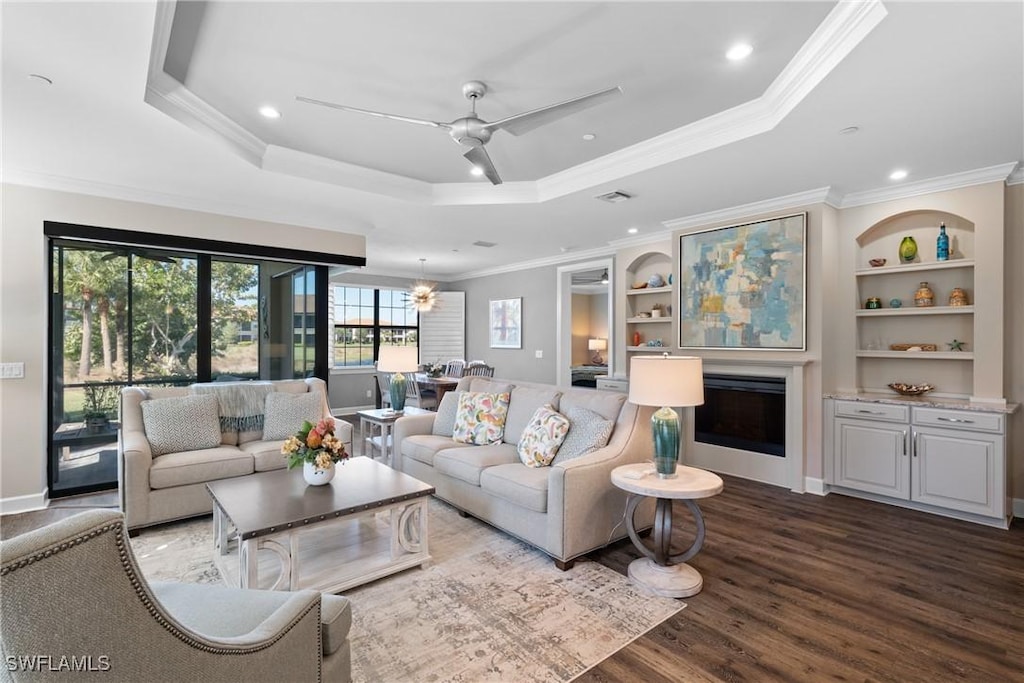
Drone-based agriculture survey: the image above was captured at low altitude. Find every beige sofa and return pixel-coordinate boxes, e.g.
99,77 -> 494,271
393,376 -> 655,569
120,378 -> 352,532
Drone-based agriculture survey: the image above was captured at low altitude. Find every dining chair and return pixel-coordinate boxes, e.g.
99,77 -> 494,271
463,362 -> 495,378
406,377 -> 438,411
375,372 -> 392,409
444,359 -> 466,377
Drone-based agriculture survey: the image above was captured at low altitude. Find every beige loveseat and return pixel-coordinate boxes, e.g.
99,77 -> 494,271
120,378 -> 352,532
393,376 -> 655,569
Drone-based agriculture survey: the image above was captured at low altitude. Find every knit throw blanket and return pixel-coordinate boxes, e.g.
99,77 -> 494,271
190,382 -> 273,433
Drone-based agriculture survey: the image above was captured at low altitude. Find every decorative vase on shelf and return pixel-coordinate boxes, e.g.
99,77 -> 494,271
948,287 -> 969,307
632,330 -> 641,346
936,223 -> 949,261
303,461 -> 335,486
899,236 -> 918,263
914,281 -> 935,307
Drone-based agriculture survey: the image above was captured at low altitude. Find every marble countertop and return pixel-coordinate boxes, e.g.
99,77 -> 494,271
824,392 -> 1019,414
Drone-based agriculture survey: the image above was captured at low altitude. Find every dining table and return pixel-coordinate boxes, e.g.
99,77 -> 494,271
415,374 -> 462,404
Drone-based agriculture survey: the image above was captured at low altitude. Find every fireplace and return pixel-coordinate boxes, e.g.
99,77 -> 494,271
694,373 -> 786,457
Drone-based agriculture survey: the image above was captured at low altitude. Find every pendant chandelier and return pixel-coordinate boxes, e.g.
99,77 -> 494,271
408,258 -> 438,313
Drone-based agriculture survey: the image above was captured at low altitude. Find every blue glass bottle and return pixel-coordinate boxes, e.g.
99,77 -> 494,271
937,223 -> 949,261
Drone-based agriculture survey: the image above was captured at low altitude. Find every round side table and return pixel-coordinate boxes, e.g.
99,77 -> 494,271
611,462 -> 724,598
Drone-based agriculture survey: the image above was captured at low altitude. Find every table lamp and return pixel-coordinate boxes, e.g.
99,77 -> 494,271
628,354 -> 704,478
377,346 -> 420,413
588,338 -> 607,365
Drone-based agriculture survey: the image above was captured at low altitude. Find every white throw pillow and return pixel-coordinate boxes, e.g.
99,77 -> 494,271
517,404 -> 570,468
141,394 -> 221,457
431,391 -> 462,437
262,392 -> 323,440
552,405 -> 615,464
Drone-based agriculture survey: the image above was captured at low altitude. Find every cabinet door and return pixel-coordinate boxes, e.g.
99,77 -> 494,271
912,427 -> 1004,518
834,419 -> 909,499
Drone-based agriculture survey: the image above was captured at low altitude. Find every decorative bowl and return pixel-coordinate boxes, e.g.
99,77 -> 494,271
869,258 -> 887,267
888,382 -> 934,396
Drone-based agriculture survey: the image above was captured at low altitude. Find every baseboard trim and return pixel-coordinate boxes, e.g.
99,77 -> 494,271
1013,498 -> 1023,520
803,477 -> 828,495
331,404 -> 375,416
0,489 -> 49,516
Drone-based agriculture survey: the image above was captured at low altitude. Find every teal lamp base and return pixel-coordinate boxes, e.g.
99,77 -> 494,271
390,372 -> 408,413
652,406 -> 681,478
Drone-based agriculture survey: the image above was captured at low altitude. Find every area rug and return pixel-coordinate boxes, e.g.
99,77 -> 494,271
132,499 -> 684,682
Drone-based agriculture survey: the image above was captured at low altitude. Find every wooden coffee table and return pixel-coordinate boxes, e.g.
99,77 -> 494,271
206,457 -> 435,593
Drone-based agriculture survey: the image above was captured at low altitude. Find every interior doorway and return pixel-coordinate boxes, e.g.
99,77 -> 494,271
555,259 -> 614,388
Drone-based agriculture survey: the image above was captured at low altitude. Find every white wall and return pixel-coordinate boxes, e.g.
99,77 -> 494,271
0,184 -> 365,509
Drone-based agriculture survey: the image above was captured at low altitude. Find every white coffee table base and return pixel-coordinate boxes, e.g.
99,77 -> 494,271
628,557 -> 703,598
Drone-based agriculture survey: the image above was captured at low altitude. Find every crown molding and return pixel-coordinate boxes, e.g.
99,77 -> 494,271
446,243 -> 616,282
1006,162 -> 1024,186
837,162 -> 1019,208
145,0 -> 885,207
145,2 -> 266,167
662,187 -> 834,232
2,169 -> 374,236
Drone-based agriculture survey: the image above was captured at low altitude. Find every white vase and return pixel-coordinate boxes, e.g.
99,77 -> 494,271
302,460 -> 335,486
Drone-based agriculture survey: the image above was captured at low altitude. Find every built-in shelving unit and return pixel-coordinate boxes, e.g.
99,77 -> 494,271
854,218 -> 976,397
624,252 -> 673,356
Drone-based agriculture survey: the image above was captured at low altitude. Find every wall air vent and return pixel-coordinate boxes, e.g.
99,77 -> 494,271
594,190 -> 633,203
472,240 -> 497,248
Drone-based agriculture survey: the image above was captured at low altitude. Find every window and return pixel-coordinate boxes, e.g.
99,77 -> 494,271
333,286 -> 418,367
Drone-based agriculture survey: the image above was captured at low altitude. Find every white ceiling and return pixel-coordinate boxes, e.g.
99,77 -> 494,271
2,1 -> 1021,280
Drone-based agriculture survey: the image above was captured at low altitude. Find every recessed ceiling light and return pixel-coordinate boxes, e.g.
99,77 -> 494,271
470,166 -> 484,177
726,43 -> 753,61
627,227 -> 639,234
258,106 -> 281,119
889,169 -> 908,180
839,126 -> 860,135
28,73 -> 53,85
582,133 -> 596,141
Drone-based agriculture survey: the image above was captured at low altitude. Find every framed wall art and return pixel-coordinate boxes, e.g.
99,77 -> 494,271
678,213 -> 806,350
489,297 -> 522,348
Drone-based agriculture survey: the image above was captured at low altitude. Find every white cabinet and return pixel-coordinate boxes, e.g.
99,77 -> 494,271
834,418 -> 908,498
827,399 -> 1009,527
912,427 -> 1003,518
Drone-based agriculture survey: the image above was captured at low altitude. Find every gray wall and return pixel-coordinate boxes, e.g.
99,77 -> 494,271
456,264 -> 562,383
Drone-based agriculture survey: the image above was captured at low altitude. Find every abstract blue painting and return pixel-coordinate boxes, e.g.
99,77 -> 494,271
679,213 -> 806,350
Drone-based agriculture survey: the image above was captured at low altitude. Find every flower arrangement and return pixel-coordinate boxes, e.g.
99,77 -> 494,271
425,360 -> 446,378
281,419 -> 350,470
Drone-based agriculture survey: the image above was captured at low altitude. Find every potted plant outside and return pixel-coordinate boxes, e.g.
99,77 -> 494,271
82,381 -> 118,433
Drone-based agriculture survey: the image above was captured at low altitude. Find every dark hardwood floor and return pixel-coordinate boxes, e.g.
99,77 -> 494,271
582,475 -> 1024,683
3,474 -> 1021,681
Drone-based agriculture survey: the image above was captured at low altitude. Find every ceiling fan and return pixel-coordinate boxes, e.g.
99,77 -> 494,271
296,81 -> 622,185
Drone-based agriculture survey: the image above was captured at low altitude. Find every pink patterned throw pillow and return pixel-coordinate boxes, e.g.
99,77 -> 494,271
452,391 -> 511,445
517,404 -> 570,468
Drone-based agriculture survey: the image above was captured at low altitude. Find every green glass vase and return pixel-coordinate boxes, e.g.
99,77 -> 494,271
899,236 -> 918,263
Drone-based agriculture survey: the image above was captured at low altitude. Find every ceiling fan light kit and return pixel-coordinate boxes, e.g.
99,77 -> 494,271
297,81 -> 622,186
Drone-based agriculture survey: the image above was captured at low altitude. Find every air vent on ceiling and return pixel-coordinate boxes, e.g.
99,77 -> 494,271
594,190 -> 633,203
472,240 -> 497,248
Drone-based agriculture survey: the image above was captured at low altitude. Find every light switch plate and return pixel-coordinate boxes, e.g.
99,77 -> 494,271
535,350 -> 543,358
0,362 -> 25,379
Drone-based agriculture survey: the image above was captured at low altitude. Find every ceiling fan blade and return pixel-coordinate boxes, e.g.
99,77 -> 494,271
485,86 -> 622,137
296,96 -> 450,129
463,146 -> 502,185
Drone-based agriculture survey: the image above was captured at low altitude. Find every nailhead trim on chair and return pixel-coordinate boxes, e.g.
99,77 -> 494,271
3,518 -> 324,678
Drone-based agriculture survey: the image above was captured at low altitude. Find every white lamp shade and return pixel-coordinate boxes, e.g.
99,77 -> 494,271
588,338 -> 607,351
377,346 -> 420,373
628,355 -> 704,407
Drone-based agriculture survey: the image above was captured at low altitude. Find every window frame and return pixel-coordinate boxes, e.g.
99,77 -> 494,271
332,285 -> 419,370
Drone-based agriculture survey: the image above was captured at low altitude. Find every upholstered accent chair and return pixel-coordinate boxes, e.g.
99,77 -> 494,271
0,510 -> 351,682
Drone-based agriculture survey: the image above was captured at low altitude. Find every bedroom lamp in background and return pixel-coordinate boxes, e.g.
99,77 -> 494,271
628,354 -> 704,478
588,338 -> 607,365
377,346 -> 420,413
